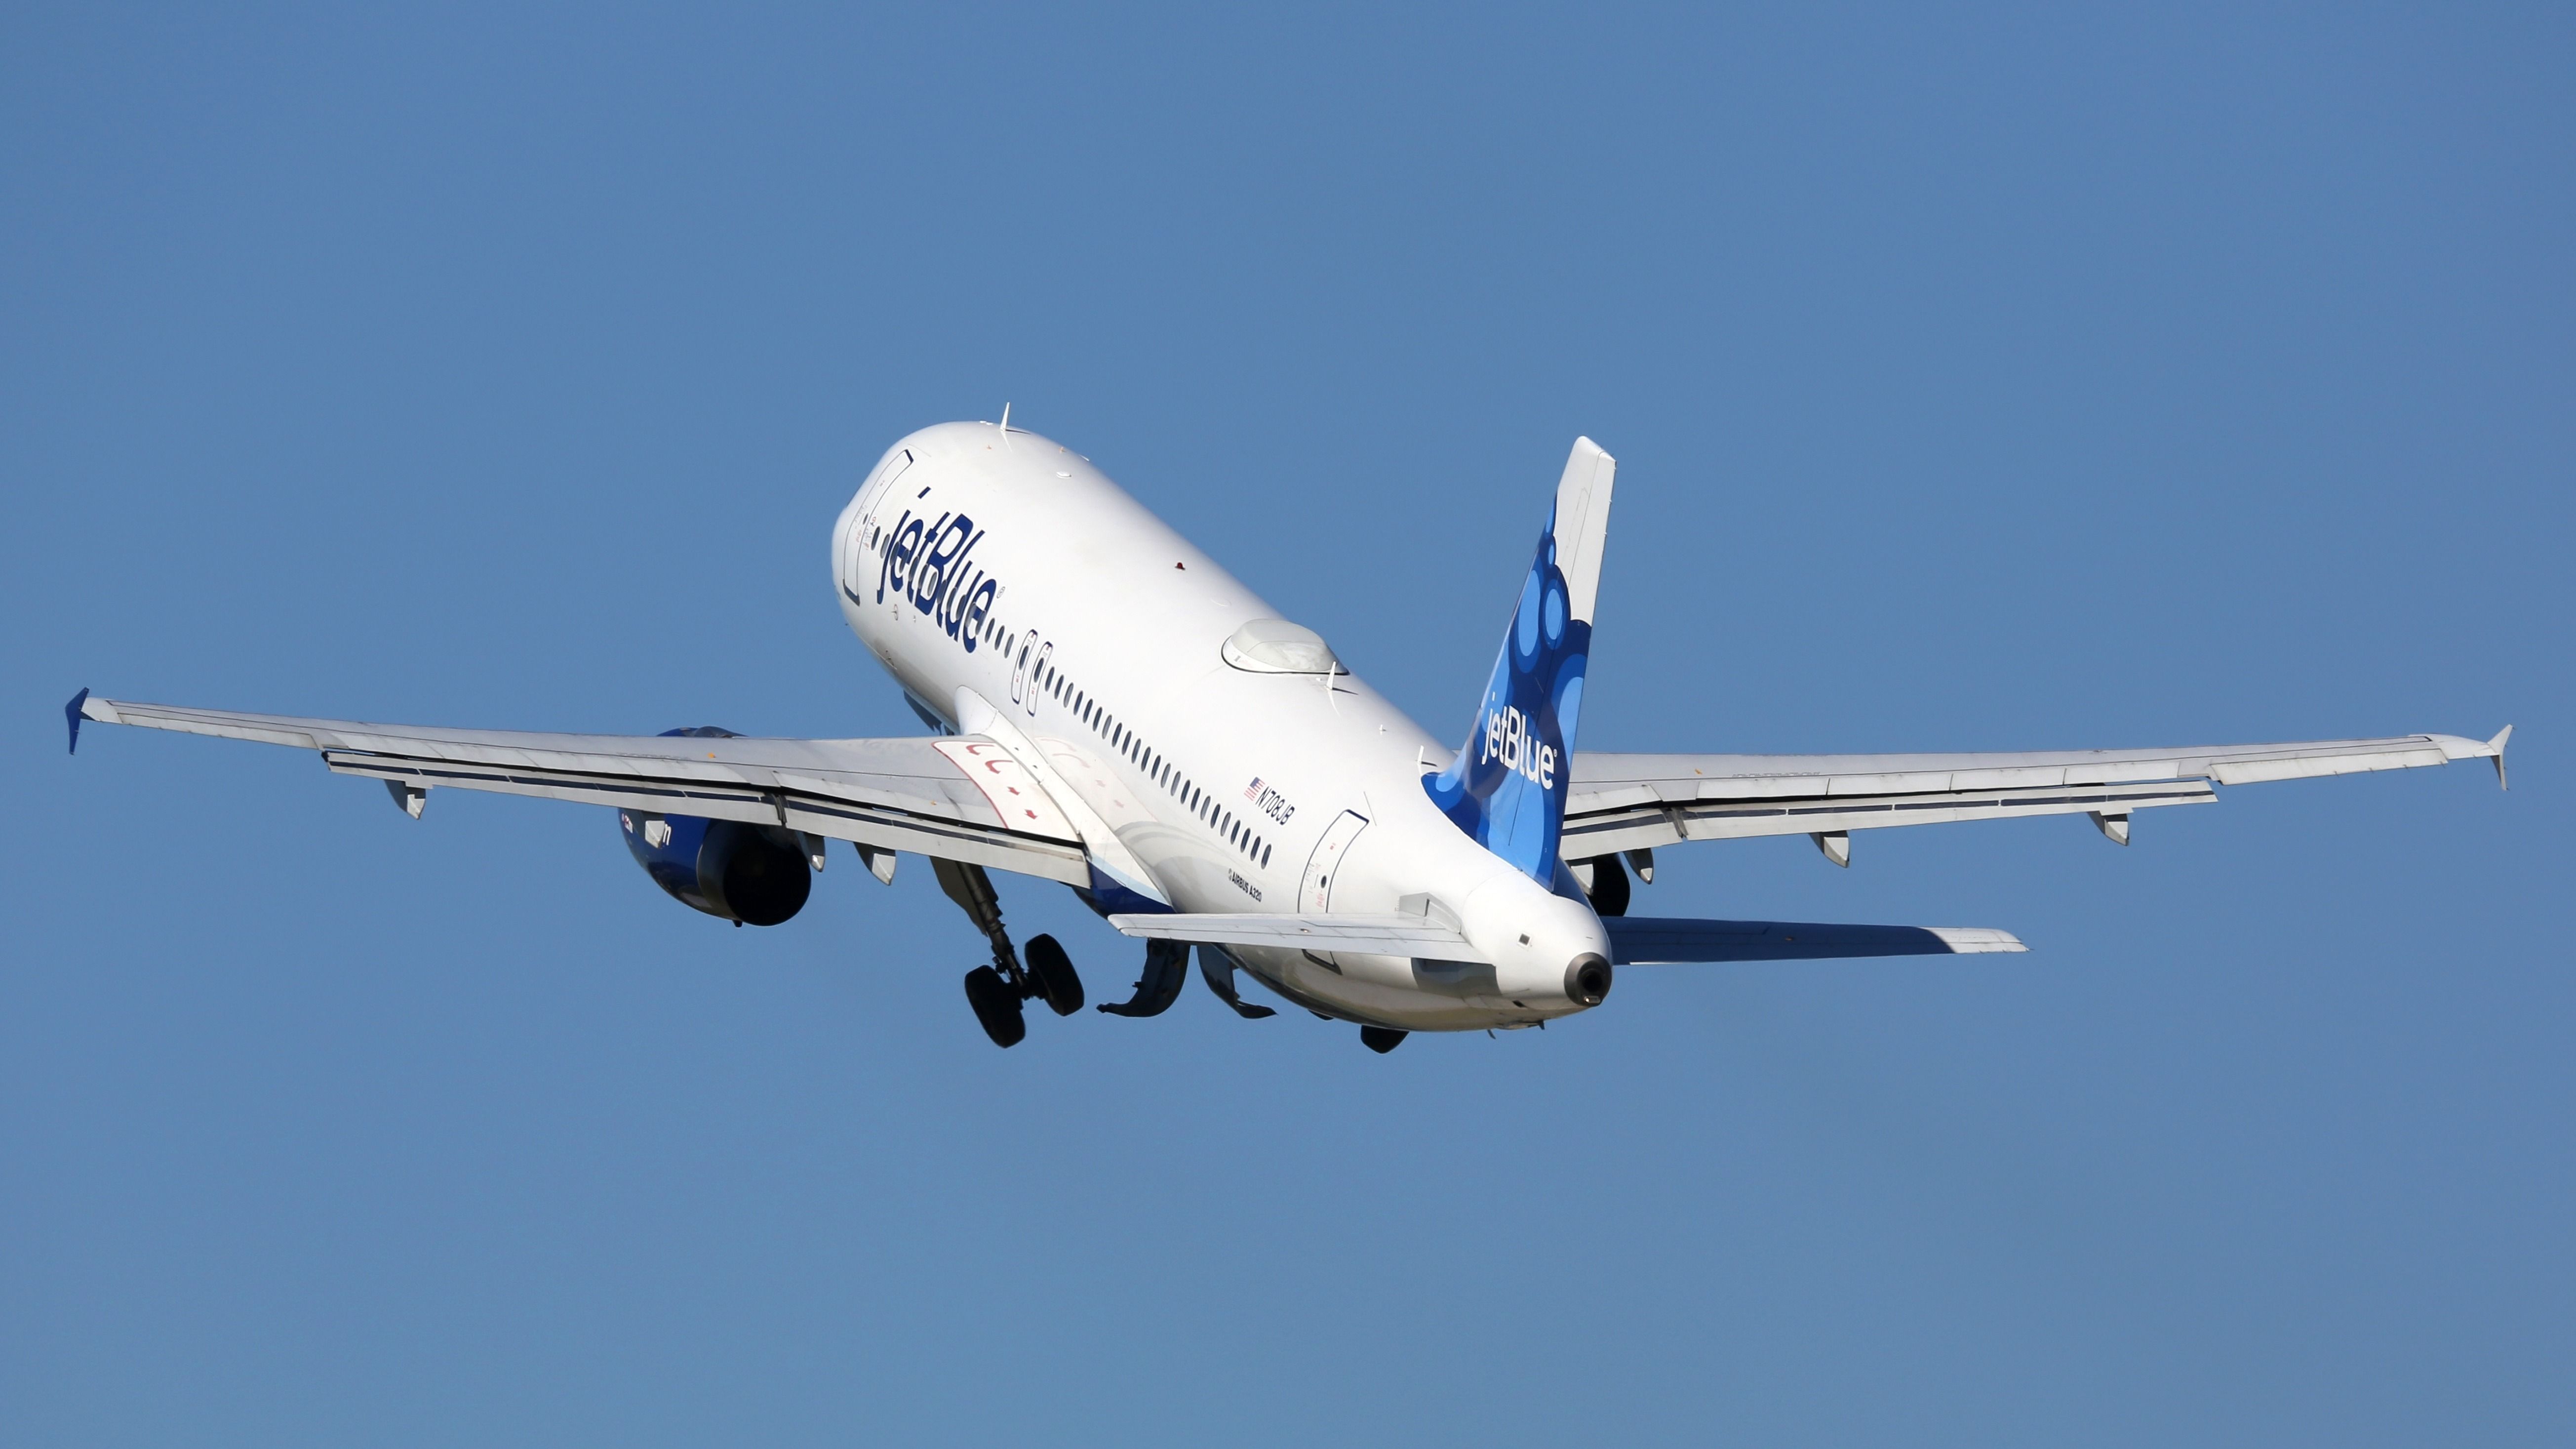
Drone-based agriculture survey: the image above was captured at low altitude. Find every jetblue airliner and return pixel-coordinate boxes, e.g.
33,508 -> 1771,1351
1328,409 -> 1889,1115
67,422 -> 2511,1051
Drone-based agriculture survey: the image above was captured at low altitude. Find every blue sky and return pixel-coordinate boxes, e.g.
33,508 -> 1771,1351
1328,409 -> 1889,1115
5,5 -> 2569,1445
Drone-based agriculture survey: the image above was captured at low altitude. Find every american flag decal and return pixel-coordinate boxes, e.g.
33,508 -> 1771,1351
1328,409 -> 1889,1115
1245,777 -> 1264,800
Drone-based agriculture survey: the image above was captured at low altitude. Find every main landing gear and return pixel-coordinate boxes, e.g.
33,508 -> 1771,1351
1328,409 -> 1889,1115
936,857 -> 1083,1049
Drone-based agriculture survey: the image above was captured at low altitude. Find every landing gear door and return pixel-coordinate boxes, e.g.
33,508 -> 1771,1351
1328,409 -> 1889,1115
1300,809 -> 1371,914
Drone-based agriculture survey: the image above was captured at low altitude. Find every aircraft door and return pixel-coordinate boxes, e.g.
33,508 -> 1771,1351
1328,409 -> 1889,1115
1011,635 -> 1037,705
844,448 -> 913,602
839,514 -> 867,601
858,448 -> 913,528
1026,641 -> 1052,716
1300,809 -> 1371,913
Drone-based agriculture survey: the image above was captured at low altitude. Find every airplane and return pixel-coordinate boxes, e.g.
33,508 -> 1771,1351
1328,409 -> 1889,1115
65,420 -> 2513,1052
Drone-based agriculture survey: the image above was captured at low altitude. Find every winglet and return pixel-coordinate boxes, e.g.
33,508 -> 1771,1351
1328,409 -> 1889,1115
2489,724 -> 2513,791
65,688 -> 88,754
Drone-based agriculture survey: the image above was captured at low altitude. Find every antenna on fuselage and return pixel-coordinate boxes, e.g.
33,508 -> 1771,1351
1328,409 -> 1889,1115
997,402 -> 1014,450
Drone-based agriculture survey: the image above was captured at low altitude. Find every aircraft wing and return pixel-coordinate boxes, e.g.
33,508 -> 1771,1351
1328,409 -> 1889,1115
1563,728 -> 2511,860
66,693 -> 1093,885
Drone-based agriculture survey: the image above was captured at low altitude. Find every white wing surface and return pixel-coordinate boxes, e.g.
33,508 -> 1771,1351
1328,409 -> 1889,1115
1563,729 -> 2510,859
1107,912 -> 1487,961
71,694 -> 1091,884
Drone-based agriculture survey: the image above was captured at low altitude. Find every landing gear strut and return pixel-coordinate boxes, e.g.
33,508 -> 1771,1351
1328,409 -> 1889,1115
935,856 -> 1083,1048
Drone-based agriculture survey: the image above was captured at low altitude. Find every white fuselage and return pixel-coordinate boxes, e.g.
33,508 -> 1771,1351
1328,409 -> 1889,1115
832,422 -> 1610,1031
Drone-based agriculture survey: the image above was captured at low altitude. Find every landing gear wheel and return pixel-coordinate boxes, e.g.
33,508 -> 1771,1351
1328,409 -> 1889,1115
963,965 -> 1026,1048
1024,933 -> 1084,1016
1360,1026 -> 1408,1054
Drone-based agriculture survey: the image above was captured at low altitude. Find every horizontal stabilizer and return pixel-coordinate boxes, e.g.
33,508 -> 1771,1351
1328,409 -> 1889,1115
1107,912 -> 1486,962
1605,916 -> 2025,964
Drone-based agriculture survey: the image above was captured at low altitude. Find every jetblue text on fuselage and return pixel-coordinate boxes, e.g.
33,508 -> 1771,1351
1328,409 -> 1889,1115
877,508 -> 1000,652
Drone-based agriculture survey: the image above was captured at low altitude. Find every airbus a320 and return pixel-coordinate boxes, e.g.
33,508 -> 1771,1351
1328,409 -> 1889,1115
67,421 -> 2511,1051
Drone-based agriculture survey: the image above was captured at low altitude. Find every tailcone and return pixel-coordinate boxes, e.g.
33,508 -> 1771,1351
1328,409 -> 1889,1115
1564,953 -> 1613,1007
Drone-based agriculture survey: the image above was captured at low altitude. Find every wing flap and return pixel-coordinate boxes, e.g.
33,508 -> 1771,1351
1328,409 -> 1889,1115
1605,917 -> 2026,964
1562,777 -> 2217,857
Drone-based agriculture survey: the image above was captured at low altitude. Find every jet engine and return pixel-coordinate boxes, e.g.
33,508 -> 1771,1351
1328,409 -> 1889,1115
615,725 -> 811,926
619,809 -> 812,926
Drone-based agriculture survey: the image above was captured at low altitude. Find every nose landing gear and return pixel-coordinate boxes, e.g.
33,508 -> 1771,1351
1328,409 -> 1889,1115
935,857 -> 1084,1048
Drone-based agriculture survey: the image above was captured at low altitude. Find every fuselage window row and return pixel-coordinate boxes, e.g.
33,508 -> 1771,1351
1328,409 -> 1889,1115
1038,654 -> 1265,868
880,536 -> 1226,874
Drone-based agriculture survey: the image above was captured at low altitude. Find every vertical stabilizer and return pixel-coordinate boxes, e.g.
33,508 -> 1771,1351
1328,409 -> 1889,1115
1423,438 -> 1615,883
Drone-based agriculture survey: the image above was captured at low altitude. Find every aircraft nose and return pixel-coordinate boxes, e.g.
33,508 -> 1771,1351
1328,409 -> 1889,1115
1564,953 -> 1613,1007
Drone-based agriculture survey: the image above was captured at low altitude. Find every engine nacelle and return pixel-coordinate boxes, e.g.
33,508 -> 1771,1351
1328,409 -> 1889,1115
615,725 -> 811,926
619,810 -> 812,926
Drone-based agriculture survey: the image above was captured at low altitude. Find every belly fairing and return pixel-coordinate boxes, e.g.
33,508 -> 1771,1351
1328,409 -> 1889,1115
1222,944 -> 1581,1032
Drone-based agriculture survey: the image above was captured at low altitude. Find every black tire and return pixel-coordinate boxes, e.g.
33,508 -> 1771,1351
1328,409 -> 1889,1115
1023,933 -> 1084,1016
1360,1026 -> 1408,1054
963,966 -> 1026,1048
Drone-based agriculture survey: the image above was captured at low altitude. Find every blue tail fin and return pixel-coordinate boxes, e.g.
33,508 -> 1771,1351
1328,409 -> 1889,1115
1423,438 -> 1615,882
